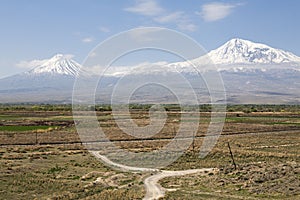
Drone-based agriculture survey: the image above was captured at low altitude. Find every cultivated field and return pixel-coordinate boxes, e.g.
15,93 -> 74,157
0,105 -> 299,199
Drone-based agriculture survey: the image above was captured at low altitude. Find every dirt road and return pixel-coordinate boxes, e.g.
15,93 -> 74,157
143,168 -> 215,200
91,151 -> 216,200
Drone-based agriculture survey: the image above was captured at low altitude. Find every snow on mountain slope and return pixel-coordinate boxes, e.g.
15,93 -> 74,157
106,38 -> 300,76
167,38 -> 300,73
205,38 -> 300,65
1,39 -> 300,104
3,38 -> 299,81
20,39 -> 300,78
26,54 -> 81,77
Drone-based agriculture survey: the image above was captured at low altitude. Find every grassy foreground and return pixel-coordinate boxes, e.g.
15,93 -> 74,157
0,105 -> 299,199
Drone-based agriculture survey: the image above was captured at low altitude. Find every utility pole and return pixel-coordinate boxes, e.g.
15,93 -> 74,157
35,131 -> 38,145
227,142 -> 237,170
192,136 -> 195,154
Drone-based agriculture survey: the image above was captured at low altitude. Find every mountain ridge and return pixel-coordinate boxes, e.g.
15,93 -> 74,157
14,38 -> 300,78
1,38 -> 300,104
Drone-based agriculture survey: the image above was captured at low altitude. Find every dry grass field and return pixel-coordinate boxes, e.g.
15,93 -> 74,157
0,105 -> 299,199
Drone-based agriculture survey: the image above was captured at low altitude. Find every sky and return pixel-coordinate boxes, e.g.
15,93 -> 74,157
1,0 -> 300,78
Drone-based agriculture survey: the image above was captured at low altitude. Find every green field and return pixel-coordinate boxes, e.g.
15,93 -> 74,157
0,125 -> 57,132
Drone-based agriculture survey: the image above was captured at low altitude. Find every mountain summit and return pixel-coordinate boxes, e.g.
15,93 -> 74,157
1,39 -> 300,104
206,38 -> 300,65
26,54 -> 81,77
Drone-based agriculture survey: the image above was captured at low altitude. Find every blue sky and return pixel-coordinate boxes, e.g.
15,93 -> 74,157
1,0 -> 300,78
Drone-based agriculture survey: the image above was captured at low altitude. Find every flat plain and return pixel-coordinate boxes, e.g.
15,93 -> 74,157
0,105 -> 299,199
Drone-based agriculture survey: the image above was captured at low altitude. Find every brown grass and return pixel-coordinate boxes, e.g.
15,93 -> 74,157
0,110 -> 299,199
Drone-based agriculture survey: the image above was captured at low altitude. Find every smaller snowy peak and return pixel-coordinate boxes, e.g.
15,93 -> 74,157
207,38 -> 300,65
27,54 -> 82,77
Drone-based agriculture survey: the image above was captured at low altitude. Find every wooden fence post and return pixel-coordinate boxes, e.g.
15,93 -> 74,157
227,142 -> 237,170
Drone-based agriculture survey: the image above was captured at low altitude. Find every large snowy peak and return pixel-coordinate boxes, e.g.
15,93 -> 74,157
206,38 -> 300,65
1,39 -> 300,103
0,54 -> 84,102
26,54 -> 81,77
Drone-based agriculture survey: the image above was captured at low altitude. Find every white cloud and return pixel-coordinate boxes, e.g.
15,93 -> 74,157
99,26 -> 110,33
154,11 -> 184,23
128,28 -> 162,42
16,59 -> 48,69
198,2 -> 241,22
87,61 -> 169,76
177,23 -> 197,32
154,11 -> 197,32
124,0 -> 164,16
124,1 -> 197,32
82,37 -> 94,43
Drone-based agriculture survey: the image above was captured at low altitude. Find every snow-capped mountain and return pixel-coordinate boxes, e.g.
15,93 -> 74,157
101,38 -> 300,76
0,38 -> 299,104
26,54 -> 81,77
205,38 -> 300,65
81,38 -> 300,104
167,38 -> 300,74
0,54 -> 85,103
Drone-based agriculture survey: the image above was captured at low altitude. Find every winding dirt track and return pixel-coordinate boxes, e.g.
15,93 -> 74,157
143,168 -> 215,200
91,151 -> 215,200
